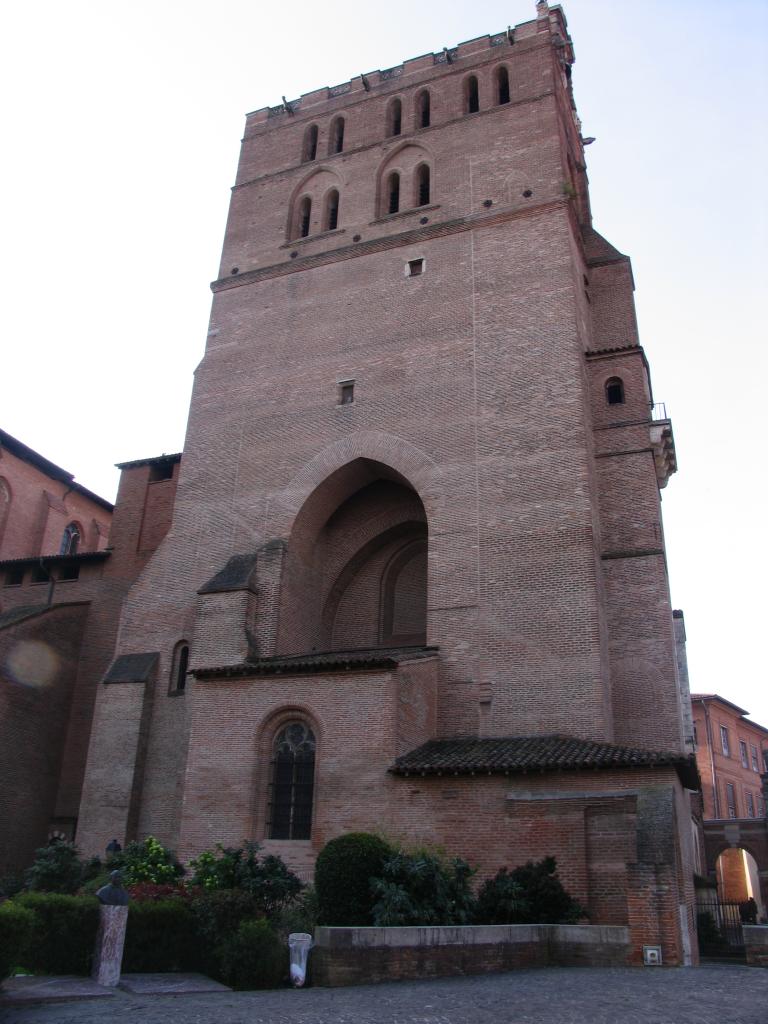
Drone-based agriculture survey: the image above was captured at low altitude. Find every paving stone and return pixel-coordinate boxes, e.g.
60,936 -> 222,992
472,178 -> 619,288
118,973 -> 231,995
1,966 -> 767,1024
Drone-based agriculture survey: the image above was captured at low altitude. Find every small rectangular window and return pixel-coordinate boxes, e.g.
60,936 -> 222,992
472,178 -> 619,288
750,744 -> 759,771
693,723 -> 698,747
31,565 -> 51,584
740,740 -> 749,769
4,566 -> 25,586
58,563 -> 80,581
763,749 -> 768,773
746,791 -> 755,818
406,258 -> 424,277
726,782 -> 737,818
720,726 -> 730,757
337,380 -> 355,405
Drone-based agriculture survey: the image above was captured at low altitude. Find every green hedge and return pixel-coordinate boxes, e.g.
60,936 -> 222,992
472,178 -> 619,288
123,900 -> 197,973
0,902 -> 35,983
218,919 -> 285,990
13,893 -> 99,975
315,833 -> 392,926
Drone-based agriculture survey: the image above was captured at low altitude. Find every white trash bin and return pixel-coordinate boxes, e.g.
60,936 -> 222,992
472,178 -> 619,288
288,932 -> 313,987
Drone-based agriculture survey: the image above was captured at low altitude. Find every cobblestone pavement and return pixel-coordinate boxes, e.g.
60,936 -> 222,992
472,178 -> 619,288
2,967 -> 766,1024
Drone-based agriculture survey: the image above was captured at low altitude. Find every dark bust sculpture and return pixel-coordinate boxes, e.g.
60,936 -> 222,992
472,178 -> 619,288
96,869 -> 130,906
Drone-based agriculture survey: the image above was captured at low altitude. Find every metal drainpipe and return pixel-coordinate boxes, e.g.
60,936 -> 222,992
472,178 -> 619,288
41,558 -> 55,608
701,700 -> 720,818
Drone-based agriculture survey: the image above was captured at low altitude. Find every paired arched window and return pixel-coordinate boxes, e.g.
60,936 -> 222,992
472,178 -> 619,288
387,98 -> 402,137
60,522 -> 81,556
324,189 -> 340,231
297,196 -> 312,238
416,90 -> 431,129
329,116 -> 345,155
268,721 -> 316,840
496,66 -> 510,105
465,75 -> 480,114
302,124 -> 318,162
415,164 -> 430,207
605,377 -> 625,405
169,641 -> 189,694
387,172 -> 401,215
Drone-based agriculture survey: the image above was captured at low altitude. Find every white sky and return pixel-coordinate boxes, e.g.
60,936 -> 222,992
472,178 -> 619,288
2,1 -> 766,725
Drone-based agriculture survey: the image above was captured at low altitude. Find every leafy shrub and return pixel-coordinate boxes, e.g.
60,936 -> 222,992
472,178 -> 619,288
127,881 -> 195,902
189,843 -> 302,919
24,842 -> 101,894
371,848 -> 476,926
0,874 -> 25,900
315,832 -> 393,926
218,918 -> 285,990
14,893 -> 99,974
475,857 -> 584,925
123,899 -> 197,972
188,889 -> 266,976
0,902 -> 34,983
274,885 -> 318,942
110,836 -> 184,885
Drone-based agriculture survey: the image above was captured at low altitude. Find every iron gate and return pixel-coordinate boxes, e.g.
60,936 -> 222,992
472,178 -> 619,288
696,896 -> 745,959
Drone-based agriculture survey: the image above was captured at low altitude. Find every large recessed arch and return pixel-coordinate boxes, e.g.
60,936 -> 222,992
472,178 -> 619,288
274,457 -> 430,656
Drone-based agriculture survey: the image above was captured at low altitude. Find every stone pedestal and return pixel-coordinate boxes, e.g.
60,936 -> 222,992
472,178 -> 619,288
91,906 -> 128,986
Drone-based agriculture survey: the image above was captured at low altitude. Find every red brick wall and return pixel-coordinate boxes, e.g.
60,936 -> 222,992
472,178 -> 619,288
0,603 -> 89,873
691,697 -> 768,821
74,9 -> 695,962
0,444 -> 111,560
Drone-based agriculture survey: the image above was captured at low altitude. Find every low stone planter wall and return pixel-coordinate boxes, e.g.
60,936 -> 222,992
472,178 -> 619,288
743,925 -> 768,967
311,924 -> 630,986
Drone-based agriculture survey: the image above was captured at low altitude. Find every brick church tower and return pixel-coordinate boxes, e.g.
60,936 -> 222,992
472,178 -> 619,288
78,3 -> 698,963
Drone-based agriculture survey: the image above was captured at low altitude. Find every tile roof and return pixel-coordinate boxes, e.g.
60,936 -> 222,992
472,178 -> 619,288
104,652 -> 159,684
194,646 -> 439,679
0,604 -> 49,630
391,735 -> 699,787
114,453 -> 182,470
0,551 -> 110,568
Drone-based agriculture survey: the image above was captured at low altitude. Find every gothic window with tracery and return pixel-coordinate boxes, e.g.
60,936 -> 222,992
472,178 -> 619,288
268,721 -> 316,840
60,522 -> 81,555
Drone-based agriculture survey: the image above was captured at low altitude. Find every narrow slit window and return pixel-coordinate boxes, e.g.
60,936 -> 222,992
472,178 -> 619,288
497,66 -> 510,105
605,377 -> 624,405
298,196 -> 312,238
338,380 -> 355,404
324,189 -> 339,231
330,116 -> 345,154
416,90 -> 430,129
387,98 -> 402,137
169,641 -> 189,694
466,76 -> 480,114
415,164 -> 430,207
268,722 -> 316,840
303,124 -> 318,162
387,172 -> 400,215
